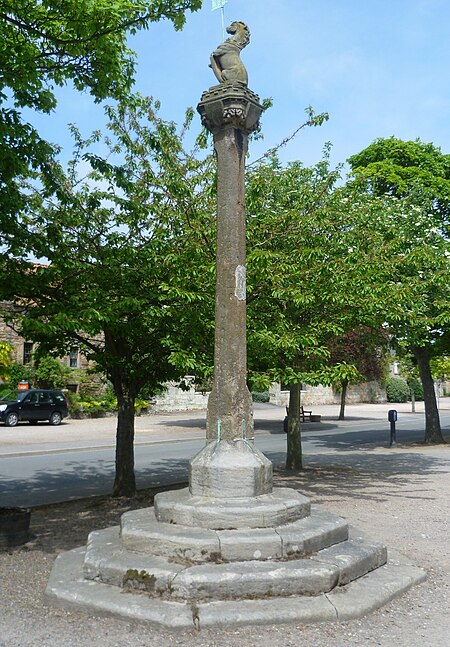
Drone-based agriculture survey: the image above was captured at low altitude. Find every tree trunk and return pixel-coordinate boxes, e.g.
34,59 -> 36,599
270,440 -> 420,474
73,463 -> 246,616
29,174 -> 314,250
286,383 -> 303,470
338,378 -> 348,420
412,345 -> 445,444
409,382 -> 416,413
113,387 -> 137,496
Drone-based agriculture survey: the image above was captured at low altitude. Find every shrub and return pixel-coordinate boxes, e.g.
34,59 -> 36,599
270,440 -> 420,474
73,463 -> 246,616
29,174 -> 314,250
407,378 -> 424,401
386,377 -> 410,403
135,398 -> 149,415
3,362 -> 33,390
34,356 -> 72,389
252,391 -> 270,403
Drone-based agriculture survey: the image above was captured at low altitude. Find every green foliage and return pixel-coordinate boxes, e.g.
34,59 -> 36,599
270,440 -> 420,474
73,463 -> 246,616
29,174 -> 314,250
348,137 -> 450,443
67,393 -> 110,418
0,342 -> 13,379
245,151 -> 401,392
408,377 -> 424,401
431,355 -> 450,380
4,93 -> 216,495
0,0 -> 202,260
6,94 -> 216,397
67,390 -> 148,417
348,137 -> 450,221
251,391 -> 270,403
386,377 -> 410,403
329,328 -> 389,382
246,151 -> 345,386
135,398 -> 149,413
33,355 -> 72,389
2,361 -> 33,388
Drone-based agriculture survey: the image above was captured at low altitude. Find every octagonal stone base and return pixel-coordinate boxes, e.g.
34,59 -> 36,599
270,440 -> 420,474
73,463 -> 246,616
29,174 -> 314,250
154,486 -> 309,529
189,440 -> 273,499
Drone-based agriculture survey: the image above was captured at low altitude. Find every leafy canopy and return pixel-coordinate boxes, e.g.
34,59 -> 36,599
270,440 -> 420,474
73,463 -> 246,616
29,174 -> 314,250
0,0 -> 202,256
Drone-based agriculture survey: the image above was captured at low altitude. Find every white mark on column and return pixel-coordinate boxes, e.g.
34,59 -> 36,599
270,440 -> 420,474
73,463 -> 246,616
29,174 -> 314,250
235,265 -> 246,300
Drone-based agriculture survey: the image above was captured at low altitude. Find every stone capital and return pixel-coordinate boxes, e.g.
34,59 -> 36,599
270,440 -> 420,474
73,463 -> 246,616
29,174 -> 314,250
197,82 -> 263,134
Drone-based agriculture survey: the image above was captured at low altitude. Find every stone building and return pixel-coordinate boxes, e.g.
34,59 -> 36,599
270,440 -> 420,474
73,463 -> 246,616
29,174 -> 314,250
0,302 -> 86,378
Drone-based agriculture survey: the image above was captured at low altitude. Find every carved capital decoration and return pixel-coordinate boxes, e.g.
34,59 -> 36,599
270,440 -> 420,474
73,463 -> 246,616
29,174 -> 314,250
197,82 -> 263,134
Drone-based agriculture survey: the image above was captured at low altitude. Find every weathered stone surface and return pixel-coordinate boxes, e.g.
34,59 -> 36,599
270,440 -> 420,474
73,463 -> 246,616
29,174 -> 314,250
43,40 -> 426,632
83,527 -> 184,590
45,544 -> 426,628
316,538 -> 388,585
118,506 -> 349,563
154,486 -> 310,529
189,439 -> 273,498
46,548 -> 195,629
217,526 -> 282,561
277,508 -> 349,557
209,22 -> 250,85
169,558 -> 339,600
197,83 -> 262,134
120,508 -> 220,561
198,595 -> 338,627
326,562 -> 426,621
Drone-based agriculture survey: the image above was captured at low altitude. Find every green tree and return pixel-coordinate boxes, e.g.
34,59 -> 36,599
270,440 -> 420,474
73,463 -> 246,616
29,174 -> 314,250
348,137 -> 450,444
328,327 -> 389,420
245,154 -> 342,469
0,0 -> 202,257
4,95 -> 215,496
245,155 -> 393,467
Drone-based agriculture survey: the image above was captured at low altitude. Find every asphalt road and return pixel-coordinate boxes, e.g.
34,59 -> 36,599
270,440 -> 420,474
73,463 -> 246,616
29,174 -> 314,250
1,401 -> 449,507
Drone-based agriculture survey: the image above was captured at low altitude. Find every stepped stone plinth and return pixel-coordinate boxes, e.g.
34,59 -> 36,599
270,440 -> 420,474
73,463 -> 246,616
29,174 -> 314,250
46,502 -> 425,628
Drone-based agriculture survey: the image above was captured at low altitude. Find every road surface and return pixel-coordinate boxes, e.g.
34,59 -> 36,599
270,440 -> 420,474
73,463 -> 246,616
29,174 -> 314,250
1,401 -> 449,507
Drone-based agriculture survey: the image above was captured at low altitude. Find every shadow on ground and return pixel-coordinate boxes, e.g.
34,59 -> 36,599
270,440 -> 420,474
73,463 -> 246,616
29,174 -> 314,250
3,446 -> 447,556
0,457 -> 190,508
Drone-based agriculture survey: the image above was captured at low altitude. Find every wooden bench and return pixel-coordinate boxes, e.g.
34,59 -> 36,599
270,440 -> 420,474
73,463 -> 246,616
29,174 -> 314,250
285,405 -> 313,422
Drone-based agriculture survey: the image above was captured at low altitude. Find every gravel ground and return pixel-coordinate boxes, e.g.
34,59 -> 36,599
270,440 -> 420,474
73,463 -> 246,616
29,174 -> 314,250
1,442 -> 449,647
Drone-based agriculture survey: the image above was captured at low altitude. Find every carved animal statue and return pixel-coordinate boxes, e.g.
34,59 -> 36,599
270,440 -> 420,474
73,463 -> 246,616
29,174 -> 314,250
210,21 -> 250,85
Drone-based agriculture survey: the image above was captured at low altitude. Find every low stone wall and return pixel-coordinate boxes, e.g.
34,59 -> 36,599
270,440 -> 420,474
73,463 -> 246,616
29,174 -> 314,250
269,382 -> 386,407
153,378 -> 209,412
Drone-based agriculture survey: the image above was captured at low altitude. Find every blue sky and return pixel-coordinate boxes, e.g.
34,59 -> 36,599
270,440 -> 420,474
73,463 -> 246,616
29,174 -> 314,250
28,0 -> 450,171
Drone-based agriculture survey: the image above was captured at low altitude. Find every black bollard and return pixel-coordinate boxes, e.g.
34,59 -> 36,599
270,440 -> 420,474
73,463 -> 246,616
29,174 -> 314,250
388,409 -> 398,447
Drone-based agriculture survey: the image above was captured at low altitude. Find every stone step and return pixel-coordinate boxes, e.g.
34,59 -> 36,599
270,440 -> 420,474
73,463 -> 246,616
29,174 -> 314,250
169,557 -> 339,600
120,506 -> 348,563
83,527 -> 181,593
153,486 -> 310,529
84,526 -> 384,601
167,538 -> 387,601
46,542 -> 426,629
315,537 -> 387,585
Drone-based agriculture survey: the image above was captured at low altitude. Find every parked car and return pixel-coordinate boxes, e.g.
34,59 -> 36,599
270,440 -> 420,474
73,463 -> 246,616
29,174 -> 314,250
0,389 -> 69,426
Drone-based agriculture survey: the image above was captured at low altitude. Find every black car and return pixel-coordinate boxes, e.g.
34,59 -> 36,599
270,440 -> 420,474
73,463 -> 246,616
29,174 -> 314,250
0,389 -> 69,426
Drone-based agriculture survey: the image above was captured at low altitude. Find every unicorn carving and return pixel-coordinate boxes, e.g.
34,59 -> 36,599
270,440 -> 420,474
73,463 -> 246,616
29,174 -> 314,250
210,21 -> 250,85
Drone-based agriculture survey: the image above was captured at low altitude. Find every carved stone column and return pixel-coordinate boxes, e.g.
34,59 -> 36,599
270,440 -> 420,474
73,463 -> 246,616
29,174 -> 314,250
189,82 -> 272,499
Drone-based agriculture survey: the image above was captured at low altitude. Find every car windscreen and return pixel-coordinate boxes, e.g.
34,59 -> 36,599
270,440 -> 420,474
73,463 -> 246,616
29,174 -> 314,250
0,390 -> 28,402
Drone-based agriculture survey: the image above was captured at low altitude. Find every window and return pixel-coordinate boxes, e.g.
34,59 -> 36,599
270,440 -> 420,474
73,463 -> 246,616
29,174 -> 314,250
23,342 -> 33,365
69,349 -> 78,368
